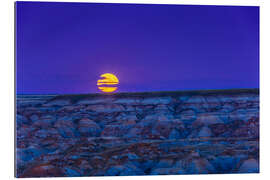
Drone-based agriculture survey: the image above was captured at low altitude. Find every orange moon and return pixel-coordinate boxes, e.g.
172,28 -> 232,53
97,73 -> 119,93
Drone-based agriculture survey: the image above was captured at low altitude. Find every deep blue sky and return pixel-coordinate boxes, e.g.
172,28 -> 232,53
16,2 -> 259,94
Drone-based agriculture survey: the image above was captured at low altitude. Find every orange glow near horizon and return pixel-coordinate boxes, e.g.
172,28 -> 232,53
98,86 -> 118,93
97,73 -> 119,93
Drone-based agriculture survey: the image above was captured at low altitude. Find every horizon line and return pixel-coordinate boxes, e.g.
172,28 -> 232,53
16,87 -> 259,96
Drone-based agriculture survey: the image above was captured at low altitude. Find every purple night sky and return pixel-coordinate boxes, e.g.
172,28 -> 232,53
16,2 -> 259,94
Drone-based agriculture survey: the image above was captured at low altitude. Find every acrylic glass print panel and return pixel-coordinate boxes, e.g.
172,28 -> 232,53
15,1 -> 259,177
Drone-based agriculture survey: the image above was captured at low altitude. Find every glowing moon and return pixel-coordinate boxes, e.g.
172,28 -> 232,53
97,73 -> 119,93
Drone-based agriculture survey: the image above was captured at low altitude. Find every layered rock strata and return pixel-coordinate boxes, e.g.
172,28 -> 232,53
16,89 -> 259,177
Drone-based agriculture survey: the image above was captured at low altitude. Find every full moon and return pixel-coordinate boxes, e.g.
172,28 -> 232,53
97,73 -> 119,93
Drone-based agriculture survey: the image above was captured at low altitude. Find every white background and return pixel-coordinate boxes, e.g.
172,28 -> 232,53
0,0 -> 269,179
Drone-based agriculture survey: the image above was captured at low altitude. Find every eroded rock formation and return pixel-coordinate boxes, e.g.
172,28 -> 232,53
16,89 -> 259,177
